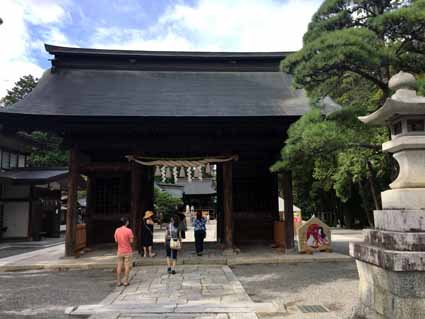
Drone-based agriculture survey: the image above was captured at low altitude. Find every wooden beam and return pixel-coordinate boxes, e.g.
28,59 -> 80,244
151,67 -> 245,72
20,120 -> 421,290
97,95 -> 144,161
80,162 -> 131,173
222,161 -> 233,248
65,145 -> 79,257
282,170 -> 294,249
130,162 -> 141,251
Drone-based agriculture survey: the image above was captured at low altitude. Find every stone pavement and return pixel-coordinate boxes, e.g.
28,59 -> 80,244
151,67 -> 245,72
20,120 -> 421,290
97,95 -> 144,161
0,229 -> 359,272
0,236 -> 64,258
0,241 -> 351,272
66,265 -> 283,319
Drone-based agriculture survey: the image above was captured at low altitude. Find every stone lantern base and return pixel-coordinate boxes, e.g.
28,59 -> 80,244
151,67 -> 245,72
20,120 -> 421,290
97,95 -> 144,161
350,209 -> 425,319
351,260 -> 425,319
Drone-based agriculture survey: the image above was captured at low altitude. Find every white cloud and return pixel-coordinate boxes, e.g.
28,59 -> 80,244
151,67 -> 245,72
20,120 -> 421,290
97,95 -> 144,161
166,0 -> 320,51
1,0 -> 321,99
0,0 -> 71,99
91,0 -> 321,52
90,27 -> 195,51
20,0 -> 67,24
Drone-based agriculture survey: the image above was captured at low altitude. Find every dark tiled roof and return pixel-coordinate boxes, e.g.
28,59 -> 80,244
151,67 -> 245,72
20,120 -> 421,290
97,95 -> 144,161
155,179 -> 216,196
0,168 -> 68,184
178,178 -> 216,196
4,69 -> 309,117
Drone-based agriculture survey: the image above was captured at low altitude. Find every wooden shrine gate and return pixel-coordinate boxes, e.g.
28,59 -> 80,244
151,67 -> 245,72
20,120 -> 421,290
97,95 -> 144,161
0,44 -> 307,256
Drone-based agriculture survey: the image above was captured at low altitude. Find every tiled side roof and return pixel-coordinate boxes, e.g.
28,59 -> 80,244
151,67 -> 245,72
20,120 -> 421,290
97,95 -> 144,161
0,168 -> 68,184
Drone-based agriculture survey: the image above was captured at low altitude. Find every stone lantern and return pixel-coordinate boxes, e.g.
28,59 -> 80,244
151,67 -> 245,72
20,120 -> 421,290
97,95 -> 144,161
350,72 -> 425,319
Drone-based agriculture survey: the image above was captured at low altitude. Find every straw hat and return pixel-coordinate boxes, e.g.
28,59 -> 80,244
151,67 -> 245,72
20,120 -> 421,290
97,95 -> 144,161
144,210 -> 154,219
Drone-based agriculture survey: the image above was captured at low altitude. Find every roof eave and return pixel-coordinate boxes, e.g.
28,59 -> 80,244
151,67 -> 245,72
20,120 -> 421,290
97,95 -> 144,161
358,99 -> 425,126
45,44 -> 293,59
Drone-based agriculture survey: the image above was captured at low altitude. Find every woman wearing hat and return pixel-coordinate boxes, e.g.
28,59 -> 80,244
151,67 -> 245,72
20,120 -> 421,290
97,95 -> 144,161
142,211 -> 156,257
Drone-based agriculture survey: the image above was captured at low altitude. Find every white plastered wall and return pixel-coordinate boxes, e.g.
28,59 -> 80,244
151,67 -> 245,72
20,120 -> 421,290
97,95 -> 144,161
2,202 -> 30,238
1,184 -> 31,238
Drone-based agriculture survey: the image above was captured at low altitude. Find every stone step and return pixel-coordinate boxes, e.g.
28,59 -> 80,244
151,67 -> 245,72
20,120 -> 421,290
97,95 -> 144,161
363,228 -> 425,251
88,314 -> 258,319
349,242 -> 425,271
67,302 -> 279,316
374,209 -> 425,232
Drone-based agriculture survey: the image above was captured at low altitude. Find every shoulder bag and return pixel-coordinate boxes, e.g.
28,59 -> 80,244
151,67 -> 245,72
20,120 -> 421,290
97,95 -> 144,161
170,238 -> 182,250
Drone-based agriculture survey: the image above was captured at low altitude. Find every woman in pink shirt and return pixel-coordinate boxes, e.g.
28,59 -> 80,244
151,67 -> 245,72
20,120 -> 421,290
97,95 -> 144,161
114,217 -> 134,287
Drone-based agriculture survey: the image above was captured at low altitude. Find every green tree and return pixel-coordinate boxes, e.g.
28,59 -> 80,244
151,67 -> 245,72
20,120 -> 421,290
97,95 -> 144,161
1,75 -> 68,167
154,187 -> 182,223
273,0 -> 425,226
1,75 -> 38,106
26,132 -> 68,167
282,0 -> 425,100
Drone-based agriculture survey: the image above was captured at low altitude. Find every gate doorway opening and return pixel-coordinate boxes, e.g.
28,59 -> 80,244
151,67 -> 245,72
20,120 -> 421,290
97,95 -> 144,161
154,168 -> 218,245
127,155 -> 237,251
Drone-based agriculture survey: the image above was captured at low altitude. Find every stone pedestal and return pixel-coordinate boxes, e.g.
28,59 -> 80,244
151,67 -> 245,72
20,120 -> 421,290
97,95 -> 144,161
352,259 -> 425,319
350,217 -> 425,319
351,72 -> 425,319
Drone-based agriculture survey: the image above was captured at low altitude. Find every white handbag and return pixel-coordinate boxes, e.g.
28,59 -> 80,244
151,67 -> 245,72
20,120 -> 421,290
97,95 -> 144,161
170,239 -> 181,250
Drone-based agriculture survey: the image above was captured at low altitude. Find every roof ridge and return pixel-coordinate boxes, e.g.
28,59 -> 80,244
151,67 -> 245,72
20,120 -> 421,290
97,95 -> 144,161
45,44 -> 292,58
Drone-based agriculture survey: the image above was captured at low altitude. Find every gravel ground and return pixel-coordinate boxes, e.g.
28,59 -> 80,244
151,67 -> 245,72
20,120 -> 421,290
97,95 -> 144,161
0,269 -> 115,319
233,261 -> 359,319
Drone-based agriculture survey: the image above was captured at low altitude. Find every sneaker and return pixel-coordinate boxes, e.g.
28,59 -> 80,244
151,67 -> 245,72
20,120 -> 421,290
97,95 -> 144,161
167,267 -> 172,274
171,270 -> 176,275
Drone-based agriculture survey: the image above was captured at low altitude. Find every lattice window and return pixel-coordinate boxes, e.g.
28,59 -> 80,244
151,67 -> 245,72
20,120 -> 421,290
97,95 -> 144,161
94,176 -> 130,216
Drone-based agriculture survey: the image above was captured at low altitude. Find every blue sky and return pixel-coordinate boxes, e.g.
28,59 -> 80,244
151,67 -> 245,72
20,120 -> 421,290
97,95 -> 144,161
1,0 -> 322,97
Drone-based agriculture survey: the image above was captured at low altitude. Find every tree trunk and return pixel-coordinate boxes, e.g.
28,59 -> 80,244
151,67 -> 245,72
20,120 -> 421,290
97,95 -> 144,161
358,179 -> 374,227
366,160 -> 382,211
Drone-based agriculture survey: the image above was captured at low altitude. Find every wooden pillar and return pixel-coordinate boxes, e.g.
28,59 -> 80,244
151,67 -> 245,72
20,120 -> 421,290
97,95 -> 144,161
216,165 -> 224,243
223,161 -> 233,248
131,162 -> 142,251
138,166 -> 155,253
27,186 -> 33,240
145,166 -> 154,212
282,170 -> 294,249
65,146 -> 79,257
85,175 -> 94,246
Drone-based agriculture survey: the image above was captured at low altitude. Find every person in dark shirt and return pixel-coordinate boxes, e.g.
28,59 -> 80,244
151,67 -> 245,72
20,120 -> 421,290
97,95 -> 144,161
176,204 -> 187,239
193,211 -> 207,256
165,213 -> 182,274
141,210 -> 156,257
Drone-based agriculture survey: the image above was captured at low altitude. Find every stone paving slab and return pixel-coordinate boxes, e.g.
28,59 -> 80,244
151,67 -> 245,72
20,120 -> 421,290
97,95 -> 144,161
67,266 -> 270,318
117,315 -> 250,319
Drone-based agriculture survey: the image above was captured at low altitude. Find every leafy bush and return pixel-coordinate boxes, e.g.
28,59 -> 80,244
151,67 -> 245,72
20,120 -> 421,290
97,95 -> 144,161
153,187 -> 182,223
